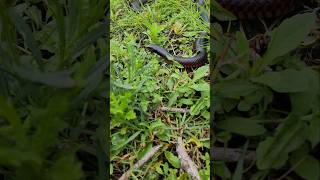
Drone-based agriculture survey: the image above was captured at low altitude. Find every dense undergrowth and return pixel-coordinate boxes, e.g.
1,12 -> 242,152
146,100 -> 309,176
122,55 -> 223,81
111,0 -> 210,179
0,0 -> 107,179
212,1 -> 320,179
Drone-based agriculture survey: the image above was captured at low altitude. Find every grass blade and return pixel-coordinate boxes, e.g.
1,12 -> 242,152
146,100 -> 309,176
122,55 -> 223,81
47,0 -> 66,66
8,7 -> 43,70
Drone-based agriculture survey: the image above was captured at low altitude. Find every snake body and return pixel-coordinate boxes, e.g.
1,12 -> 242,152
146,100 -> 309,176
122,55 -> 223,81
218,0 -> 301,19
131,0 -> 302,68
146,32 -> 207,68
131,0 -> 209,68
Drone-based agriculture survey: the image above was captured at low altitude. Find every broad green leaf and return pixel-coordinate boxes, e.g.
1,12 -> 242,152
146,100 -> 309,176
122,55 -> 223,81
190,97 -> 208,116
211,0 -> 236,21
137,144 -> 152,160
217,117 -> 266,136
167,78 -> 174,91
155,126 -> 171,142
251,69 -> 308,93
221,99 -> 238,112
257,12 -> 316,71
290,68 -> 320,115
164,151 -> 181,168
256,137 -> 288,170
190,82 -> 209,92
176,86 -> 191,93
256,117 -> 304,169
26,6 -> 42,28
168,92 -> 179,107
149,119 -> 166,131
307,114 -> 320,148
267,12 -> 316,58
235,31 -> 250,54
14,3 -> 27,15
213,161 -> 231,179
290,154 -> 320,180
214,79 -> 260,99
192,65 -> 209,82
237,100 -> 252,111
179,98 -> 193,105
244,89 -> 266,105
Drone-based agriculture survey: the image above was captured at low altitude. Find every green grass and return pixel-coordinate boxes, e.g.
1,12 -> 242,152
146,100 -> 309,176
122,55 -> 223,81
111,0 -> 210,179
111,1 -> 320,179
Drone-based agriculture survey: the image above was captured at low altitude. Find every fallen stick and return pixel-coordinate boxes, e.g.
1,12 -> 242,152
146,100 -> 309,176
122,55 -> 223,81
118,144 -> 162,180
176,137 -> 200,180
212,147 -> 256,163
159,107 -> 189,113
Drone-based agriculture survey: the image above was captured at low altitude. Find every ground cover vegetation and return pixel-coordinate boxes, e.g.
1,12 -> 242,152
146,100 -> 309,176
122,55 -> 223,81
111,0 -> 210,179
112,0 -> 319,179
212,1 -> 320,179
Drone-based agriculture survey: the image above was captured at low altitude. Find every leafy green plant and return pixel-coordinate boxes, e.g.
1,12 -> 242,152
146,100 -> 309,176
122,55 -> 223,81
111,0 -> 210,178
212,8 -> 320,179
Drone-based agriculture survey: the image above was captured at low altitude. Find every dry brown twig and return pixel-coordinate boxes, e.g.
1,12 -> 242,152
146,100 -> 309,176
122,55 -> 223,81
176,137 -> 200,180
118,144 -> 162,180
159,107 -> 189,113
212,147 -> 256,162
